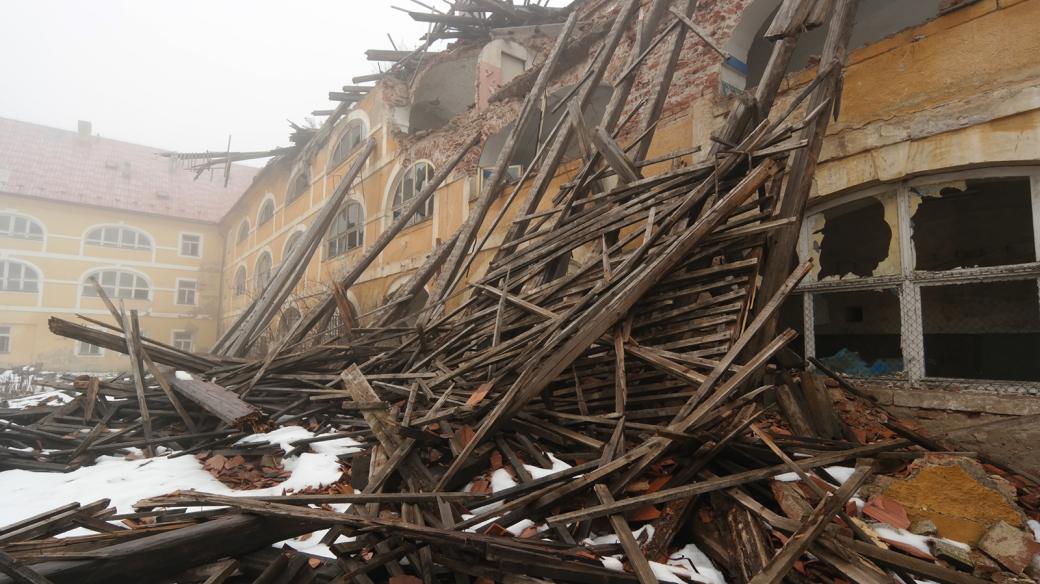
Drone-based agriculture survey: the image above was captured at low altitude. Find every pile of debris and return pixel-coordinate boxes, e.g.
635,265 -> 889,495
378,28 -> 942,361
1,1 -> 1038,583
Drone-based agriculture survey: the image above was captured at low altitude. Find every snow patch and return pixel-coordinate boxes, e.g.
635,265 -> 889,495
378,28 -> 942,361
0,427 -> 360,534
1027,519 -> 1040,542
5,390 -> 74,409
669,543 -> 727,584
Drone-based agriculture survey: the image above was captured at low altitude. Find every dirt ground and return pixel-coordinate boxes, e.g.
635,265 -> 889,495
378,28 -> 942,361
888,406 -> 1040,479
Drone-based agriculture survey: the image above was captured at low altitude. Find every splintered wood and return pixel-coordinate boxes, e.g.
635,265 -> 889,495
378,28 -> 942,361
9,1 -> 1035,584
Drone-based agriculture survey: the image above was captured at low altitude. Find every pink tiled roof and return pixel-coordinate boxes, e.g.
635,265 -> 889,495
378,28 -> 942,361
0,117 -> 259,223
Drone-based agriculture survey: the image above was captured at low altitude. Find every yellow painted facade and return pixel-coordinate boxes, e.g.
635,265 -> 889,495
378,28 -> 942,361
0,193 -> 226,371
5,0 -> 1040,376
219,0 -> 1040,344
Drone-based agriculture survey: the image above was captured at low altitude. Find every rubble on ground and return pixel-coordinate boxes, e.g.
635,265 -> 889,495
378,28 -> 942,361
0,1 -> 1038,583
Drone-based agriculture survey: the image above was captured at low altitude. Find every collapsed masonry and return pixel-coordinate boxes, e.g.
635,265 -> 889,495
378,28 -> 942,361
1,1 -> 1038,583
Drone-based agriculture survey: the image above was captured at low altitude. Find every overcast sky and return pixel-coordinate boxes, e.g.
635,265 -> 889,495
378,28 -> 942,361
0,1 -> 434,164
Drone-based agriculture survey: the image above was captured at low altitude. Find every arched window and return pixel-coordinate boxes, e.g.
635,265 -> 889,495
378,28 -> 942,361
284,230 -> 304,258
257,198 -> 275,226
0,213 -> 44,241
255,251 -> 273,292
726,0 -> 940,91
320,302 -> 358,343
82,269 -> 149,300
234,266 -> 247,296
84,225 -> 152,251
391,162 -> 435,226
286,170 -> 310,204
331,120 -> 367,167
327,201 -> 364,258
0,260 -> 40,293
237,220 -> 250,244
281,306 -> 301,336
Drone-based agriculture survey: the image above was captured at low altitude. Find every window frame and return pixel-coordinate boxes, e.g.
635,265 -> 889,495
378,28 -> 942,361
0,326 -> 10,354
178,232 -> 203,258
175,278 -> 198,306
330,119 -> 367,168
233,266 -> 248,297
0,259 -> 41,293
326,200 -> 365,259
283,228 -> 306,259
254,251 -> 273,294
84,225 -> 153,251
171,330 -> 194,352
76,340 -> 103,357
286,170 -> 310,205
257,196 -> 276,227
794,166 -> 1040,390
82,269 -> 151,301
390,161 -> 436,228
0,213 -> 45,242
236,220 -> 250,244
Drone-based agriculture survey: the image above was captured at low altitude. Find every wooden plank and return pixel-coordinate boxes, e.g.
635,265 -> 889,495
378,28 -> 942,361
747,459 -> 874,584
170,378 -> 262,428
594,485 -> 658,584
0,549 -> 53,584
546,441 -> 904,525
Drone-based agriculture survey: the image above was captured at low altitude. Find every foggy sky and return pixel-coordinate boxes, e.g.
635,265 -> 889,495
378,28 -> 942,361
0,1 -> 433,164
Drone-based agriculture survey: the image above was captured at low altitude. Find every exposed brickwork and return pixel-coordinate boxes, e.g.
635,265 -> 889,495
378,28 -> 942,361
388,0 -> 756,171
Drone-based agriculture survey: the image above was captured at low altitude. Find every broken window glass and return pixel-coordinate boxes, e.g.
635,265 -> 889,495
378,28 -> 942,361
911,177 -> 1035,271
921,280 -> 1040,381
812,288 -> 903,376
808,192 -> 899,280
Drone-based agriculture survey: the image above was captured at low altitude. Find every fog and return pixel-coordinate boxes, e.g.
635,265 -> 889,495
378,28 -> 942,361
0,1 -> 431,163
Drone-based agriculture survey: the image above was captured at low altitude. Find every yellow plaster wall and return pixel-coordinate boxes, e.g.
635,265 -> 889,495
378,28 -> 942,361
217,0 -> 1040,341
0,193 -> 224,371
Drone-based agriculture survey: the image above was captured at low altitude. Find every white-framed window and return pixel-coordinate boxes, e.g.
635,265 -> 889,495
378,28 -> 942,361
326,201 -> 364,259
391,161 -> 435,226
257,198 -> 276,226
0,260 -> 40,293
84,225 -> 152,251
0,213 -> 44,241
82,269 -> 150,300
0,326 -> 10,353
233,266 -> 247,296
790,167 -> 1040,389
286,170 -> 310,204
179,233 -> 202,257
76,341 -> 102,356
255,251 -> 273,293
176,278 -> 198,305
284,230 -> 304,258
237,220 -> 250,244
331,120 -> 367,167
172,330 -> 194,352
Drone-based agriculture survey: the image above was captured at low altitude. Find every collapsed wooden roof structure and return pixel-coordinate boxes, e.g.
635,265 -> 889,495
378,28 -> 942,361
3,1 -> 1039,583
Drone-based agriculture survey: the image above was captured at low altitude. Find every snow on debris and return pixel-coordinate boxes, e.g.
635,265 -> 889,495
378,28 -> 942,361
669,543 -> 727,584
597,534 -> 727,584
4,389 -> 75,409
0,426 -> 362,537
